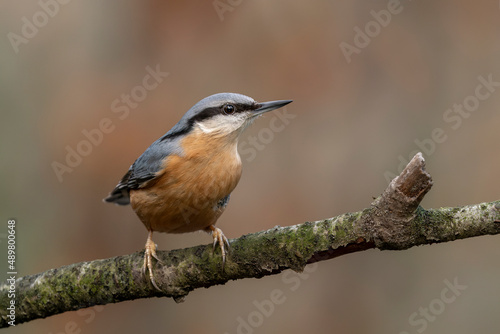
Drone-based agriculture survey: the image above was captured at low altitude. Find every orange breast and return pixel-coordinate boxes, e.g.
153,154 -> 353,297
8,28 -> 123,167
130,130 -> 242,234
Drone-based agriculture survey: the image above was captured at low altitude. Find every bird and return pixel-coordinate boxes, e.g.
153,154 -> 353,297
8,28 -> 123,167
104,93 -> 292,289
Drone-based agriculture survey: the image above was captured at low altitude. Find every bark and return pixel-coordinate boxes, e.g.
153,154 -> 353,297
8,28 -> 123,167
1,152 -> 499,327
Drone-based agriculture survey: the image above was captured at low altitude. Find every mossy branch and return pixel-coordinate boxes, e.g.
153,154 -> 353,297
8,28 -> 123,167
1,152 -> 499,328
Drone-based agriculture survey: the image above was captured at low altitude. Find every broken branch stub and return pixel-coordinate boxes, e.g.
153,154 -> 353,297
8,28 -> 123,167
370,153 -> 433,249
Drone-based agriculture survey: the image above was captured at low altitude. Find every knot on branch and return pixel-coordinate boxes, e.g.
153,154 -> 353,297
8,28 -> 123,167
369,153 -> 433,249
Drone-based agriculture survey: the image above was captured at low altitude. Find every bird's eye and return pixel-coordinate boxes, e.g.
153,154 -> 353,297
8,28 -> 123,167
223,104 -> 235,115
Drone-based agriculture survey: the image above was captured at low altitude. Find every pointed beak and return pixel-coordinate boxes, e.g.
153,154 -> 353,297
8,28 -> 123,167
252,99 -> 292,117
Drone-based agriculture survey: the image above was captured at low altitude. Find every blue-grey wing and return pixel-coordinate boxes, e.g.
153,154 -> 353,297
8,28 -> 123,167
103,135 -> 182,205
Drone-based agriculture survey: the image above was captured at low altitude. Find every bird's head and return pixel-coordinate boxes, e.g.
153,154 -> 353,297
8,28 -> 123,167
181,93 -> 292,138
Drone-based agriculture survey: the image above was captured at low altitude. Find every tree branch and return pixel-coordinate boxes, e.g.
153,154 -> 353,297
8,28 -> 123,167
1,152 -> 499,327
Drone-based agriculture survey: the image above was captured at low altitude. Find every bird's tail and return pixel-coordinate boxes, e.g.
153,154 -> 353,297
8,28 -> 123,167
103,187 -> 130,205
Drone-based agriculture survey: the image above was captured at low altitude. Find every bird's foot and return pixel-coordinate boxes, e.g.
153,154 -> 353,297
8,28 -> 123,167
142,231 -> 163,290
208,225 -> 230,267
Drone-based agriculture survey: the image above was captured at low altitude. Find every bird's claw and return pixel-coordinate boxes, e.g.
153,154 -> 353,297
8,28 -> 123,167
143,231 -> 163,291
209,225 -> 230,267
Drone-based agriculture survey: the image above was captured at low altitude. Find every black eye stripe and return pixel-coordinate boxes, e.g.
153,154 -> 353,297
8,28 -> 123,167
190,107 -> 220,124
160,102 -> 259,141
189,103 -> 257,124
219,103 -> 253,114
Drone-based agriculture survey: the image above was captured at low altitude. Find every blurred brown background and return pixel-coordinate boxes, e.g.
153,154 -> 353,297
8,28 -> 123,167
1,0 -> 500,333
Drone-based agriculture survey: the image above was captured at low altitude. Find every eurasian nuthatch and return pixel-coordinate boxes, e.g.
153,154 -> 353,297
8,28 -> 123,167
104,93 -> 292,289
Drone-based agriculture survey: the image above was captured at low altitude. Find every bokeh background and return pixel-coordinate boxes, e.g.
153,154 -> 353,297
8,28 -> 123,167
1,0 -> 500,333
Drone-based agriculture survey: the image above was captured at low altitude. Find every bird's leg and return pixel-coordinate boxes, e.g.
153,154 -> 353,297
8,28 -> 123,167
143,230 -> 162,290
207,225 -> 230,267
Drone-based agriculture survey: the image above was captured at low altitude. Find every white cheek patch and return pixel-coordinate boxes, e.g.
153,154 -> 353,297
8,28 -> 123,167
196,114 -> 247,135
